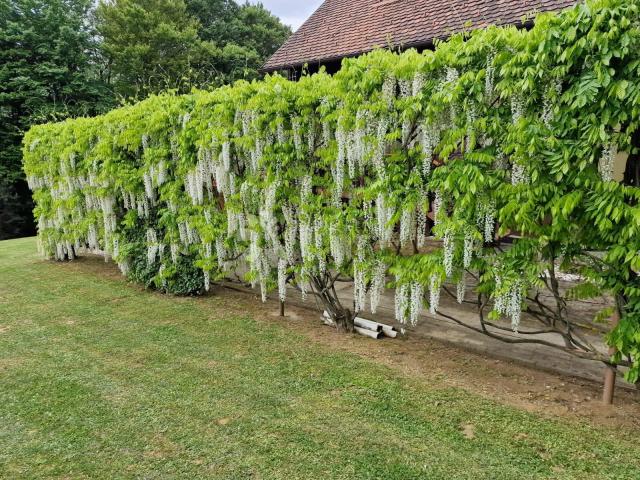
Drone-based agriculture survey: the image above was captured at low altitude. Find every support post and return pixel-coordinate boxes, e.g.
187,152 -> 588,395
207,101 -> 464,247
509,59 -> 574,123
279,300 -> 285,317
602,310 -> 621,405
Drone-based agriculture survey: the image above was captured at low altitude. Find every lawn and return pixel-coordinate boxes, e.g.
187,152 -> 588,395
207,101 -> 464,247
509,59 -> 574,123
0,237 -> 638,479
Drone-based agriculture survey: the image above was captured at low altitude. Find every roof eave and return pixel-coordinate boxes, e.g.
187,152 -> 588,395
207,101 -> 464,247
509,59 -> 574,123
261,39 -> 436,73
261,18 -> 535,74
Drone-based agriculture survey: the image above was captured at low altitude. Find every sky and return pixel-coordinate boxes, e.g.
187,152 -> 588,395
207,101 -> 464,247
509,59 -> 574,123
251,0 -> 324,31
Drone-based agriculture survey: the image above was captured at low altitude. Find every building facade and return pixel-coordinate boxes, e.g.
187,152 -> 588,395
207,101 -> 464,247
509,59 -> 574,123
263,0 -> 576,78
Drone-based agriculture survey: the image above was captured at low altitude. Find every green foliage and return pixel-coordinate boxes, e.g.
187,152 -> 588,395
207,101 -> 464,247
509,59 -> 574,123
0,0 -> 112,239
95,0 -> 219,99
156,253 -> 204,295
121,221 -> 204,295
96,0 -> 291,98
22,0 -> 640,380
186,0 -> 291,80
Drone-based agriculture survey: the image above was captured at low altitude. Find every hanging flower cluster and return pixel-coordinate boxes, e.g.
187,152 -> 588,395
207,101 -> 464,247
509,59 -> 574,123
598,142 -> 617,182
494,275 -> 524,332
18,44 -> 563,335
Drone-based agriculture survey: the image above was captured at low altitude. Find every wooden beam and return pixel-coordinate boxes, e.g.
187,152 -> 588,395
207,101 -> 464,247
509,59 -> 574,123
602,310 -> 621,405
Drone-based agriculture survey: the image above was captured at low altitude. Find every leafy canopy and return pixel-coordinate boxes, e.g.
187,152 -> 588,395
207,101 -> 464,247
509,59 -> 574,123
0,0 -> 111,239
96,0 -> 292,98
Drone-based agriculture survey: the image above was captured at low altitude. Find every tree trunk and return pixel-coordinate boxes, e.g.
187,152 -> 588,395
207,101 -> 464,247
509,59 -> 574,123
333,310 -> 355,333
310,273 -> 355,333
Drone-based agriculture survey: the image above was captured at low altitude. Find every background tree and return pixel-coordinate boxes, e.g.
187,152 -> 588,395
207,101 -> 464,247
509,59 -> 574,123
95,0 -> 221,99
233,3 -> 292,59
0,0 -> 290,240
185,0 -> 291,84
0,0 -> 112,240
95,0 -> 291,97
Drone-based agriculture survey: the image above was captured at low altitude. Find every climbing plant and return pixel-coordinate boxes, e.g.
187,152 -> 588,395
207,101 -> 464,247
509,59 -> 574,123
23,0 -> 640,381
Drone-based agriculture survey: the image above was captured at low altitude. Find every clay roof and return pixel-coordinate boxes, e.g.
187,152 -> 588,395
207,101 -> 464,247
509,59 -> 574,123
263,0 -> 576,71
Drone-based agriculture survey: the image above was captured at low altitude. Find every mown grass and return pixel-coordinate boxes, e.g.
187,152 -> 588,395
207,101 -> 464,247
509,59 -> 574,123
0,237 -> 638,479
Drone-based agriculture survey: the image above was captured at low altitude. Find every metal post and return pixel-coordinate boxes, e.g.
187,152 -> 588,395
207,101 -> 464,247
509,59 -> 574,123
602,310 -> 621,405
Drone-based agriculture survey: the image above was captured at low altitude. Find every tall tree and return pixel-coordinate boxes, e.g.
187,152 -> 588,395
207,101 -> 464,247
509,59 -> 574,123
96,0 -> 221,99
0,0 -> 111,240
184,0 -> 239,43
185,0 -> 291,83
234,3 -> 292,60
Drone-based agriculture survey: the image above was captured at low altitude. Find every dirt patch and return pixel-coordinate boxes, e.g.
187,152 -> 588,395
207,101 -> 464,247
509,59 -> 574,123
143,433 -> 180,460
461,423 -> 476,440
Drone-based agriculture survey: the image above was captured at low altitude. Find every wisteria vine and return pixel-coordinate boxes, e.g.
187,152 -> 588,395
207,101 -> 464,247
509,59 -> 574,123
23,0 -> 640,381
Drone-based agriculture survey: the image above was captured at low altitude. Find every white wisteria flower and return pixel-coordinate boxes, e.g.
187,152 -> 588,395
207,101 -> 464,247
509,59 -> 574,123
429,275 -> 440,316
598,142 -> 617,182
409,281 -> 424,326
369,260 -> 386,314
395,280 -> 409,324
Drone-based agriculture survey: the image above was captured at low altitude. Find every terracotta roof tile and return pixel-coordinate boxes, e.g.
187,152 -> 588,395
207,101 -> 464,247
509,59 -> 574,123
263,0 -> 576,71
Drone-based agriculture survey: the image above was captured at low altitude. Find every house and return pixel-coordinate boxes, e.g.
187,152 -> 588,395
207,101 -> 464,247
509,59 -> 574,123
262,0 -> 638,183
263,0 -> 576,79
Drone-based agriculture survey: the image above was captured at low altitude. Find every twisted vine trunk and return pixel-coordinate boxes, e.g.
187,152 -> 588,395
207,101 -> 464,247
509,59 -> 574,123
309,273 -> 355,333
332,310 -> 355,333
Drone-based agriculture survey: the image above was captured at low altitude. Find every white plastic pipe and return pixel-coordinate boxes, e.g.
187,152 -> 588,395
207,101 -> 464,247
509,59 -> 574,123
381,326 -> 397,338
324,312 -> 397,338
355,317 -> 398,338
354,326 -> 382,339
354,317 -> 382,332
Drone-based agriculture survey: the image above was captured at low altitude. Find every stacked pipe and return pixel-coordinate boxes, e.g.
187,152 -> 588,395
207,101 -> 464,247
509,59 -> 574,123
323,312 -> 398,339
